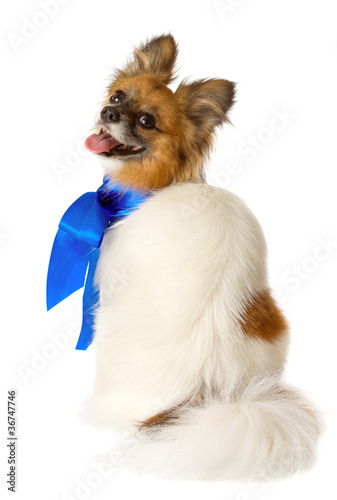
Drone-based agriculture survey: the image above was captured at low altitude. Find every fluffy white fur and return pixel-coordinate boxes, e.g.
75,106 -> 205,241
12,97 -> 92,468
113,376 -> 321,481
83,182 -> 321,480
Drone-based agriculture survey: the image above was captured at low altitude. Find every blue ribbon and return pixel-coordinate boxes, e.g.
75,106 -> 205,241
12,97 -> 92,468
47,178 -> 150,350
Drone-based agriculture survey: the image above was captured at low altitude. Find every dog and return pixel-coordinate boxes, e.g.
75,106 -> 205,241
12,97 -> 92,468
82,34 -> 322,480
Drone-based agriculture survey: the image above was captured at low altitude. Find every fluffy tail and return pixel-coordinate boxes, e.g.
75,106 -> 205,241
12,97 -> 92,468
115,376 -> 323,481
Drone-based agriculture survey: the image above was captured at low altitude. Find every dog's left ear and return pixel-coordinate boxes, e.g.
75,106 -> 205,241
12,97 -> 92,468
176,78 -> 236,133
119,34 -> 178,85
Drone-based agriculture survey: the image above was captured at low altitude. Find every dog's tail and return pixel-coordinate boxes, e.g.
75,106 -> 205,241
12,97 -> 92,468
116,376 -> 322,480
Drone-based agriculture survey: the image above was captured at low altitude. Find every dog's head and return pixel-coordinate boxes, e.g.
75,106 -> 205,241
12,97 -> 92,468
85,34 -> 235,191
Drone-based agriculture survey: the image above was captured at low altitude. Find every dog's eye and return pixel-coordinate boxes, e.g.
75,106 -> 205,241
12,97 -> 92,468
110,90 -> 125,104
138,114 -> 155,129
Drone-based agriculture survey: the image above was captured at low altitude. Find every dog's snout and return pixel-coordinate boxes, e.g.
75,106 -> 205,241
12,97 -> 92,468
101,106 -> 120,123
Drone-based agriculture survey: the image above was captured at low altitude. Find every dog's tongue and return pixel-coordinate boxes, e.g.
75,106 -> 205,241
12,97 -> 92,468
85,131 -> 121,153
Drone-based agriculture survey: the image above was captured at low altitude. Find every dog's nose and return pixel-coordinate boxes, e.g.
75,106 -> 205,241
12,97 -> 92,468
100,106 -> 120,123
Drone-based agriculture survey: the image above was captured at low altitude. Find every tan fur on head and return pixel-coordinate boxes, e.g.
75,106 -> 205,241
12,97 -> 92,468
99,34 -> 235,191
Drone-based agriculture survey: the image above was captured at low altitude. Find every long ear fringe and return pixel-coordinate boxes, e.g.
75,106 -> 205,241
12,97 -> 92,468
109,34 -> 179,86
176,77 -> 236,131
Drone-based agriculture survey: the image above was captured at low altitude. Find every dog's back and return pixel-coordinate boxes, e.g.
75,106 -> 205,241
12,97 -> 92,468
83,183 -> 321,480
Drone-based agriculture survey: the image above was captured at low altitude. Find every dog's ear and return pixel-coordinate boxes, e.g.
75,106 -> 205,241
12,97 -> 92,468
176,78 -> 236,133
119,34 -> 178,85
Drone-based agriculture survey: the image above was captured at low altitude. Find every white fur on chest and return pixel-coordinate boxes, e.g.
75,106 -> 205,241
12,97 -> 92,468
90,183 -> 288,429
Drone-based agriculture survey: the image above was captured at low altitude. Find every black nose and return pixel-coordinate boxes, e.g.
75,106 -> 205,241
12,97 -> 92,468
100,106 -> 120,123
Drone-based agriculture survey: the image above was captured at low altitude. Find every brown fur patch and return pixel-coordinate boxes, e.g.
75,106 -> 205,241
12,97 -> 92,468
239,290 -> 288,343
139,404 -> 183,431
139,393 -> 206,431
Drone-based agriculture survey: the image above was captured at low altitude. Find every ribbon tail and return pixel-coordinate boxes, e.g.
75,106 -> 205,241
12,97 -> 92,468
46,229 -> 91,310
75,248 -> 100,350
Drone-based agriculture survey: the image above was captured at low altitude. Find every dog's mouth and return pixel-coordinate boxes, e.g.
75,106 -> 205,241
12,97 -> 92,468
85,127 -> 146,157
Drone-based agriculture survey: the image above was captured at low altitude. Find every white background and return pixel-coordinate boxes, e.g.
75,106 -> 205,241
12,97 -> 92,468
1,0 -> 337,499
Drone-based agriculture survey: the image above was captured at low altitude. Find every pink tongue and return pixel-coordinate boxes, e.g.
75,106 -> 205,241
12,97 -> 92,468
84,132 -> 122,153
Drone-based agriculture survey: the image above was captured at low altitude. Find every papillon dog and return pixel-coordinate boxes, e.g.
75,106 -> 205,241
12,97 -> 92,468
82,34 -> 322,480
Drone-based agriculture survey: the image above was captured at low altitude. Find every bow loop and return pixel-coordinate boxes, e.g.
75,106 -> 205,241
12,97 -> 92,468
59,192 -> 112,248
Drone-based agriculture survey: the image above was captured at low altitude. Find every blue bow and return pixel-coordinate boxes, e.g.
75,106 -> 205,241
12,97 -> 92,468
47,178 -> 150,350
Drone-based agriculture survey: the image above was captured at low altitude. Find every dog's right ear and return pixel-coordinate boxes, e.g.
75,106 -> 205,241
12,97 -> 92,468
116,34 -> 178,85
